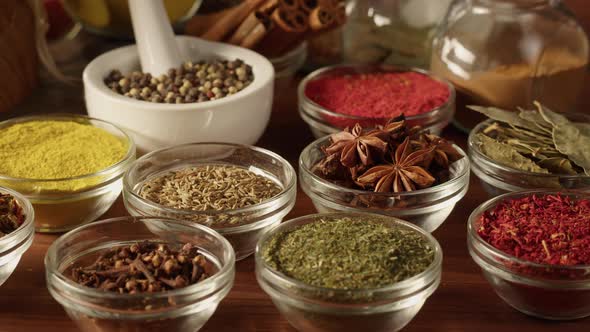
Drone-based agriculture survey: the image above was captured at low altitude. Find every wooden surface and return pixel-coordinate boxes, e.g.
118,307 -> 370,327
1,1 -> 590,331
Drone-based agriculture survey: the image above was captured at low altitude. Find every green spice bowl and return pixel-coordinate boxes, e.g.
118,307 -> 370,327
468,190 -> 590,320
299,136 -> 470,232
255,212 -> 443,332
123,142 -> 297,261
0,187 -> 35,287
0,114 -> 136,233
468,117 -> 590,197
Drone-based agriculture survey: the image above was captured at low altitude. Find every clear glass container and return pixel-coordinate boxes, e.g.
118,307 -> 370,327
298,64 -> 456,139
256,212 -> 442,332
343,0 -> 453,68
45,216 -> 235,332
62,0 -> 202,39
0,114 -> 136,233
0,187 -> 35,287
123,143 -> 297,261
299,136 -> 470,232
431,0 -> 589,132
468,115 -> 590,197
468,191 -> 590,320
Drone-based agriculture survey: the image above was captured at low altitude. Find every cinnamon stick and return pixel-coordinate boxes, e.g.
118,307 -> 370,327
201,0 -> 266,41
309,6 -> 334,31
298,0 -> 318,12
279,0 -> 299,11
241,21 -> 272,48
185,9 -> 233,36
229,11 -> 264,45
258,0 -> 279,14
256,8 -> 308,57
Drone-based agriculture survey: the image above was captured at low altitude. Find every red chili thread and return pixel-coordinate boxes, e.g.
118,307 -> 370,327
305,72 -> 450,119
478,194 -> 590,266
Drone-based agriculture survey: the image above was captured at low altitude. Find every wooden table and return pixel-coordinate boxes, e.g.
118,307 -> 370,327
2,1 -> 590,331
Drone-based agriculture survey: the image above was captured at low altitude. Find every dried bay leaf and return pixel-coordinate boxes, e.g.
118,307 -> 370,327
469,105 -> 547,134
552,125 -> 590,175
536,102 -> 569,127
518,109 -> 553,135
476,134 -> 549,174
538,157 -> 579,175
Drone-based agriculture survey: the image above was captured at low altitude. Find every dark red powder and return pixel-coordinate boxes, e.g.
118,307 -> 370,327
478,194 -> 590,266
305,72 -> 450,119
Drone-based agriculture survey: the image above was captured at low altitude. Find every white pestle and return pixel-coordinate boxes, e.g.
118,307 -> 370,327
128,0 -> 187,76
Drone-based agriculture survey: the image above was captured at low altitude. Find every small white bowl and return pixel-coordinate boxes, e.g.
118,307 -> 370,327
84,36 -> 275,154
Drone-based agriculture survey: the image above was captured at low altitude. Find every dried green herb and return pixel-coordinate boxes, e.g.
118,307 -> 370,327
139,165 -> 282,212
0,192 -> 25,237
263,217 -> 435,290
470,102 -> 590,176
475,134 -> 549,174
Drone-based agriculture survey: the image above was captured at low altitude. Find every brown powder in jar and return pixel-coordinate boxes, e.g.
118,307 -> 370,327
431,48 -> 588,129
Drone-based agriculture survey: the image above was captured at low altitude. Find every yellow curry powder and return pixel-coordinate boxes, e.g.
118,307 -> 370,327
0,120 -> 128,191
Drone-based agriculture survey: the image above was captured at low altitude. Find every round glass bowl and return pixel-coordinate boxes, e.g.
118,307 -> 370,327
123,143 -> 297,260
298,64 -> 456,139
0,187 -> 34,287
0,115 -> 136,233
255,212 -> 443,332
468,191 -> 590,320
63,0 -> 202,39
45,216 -> 235,332
299,137 -> 470,232
468,117 -> 590,198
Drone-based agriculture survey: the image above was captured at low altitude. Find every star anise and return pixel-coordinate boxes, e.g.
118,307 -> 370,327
418,134 -> 463,168
325,123 -> 388,168
356,138 -> 436,193
369,118 -> 406,143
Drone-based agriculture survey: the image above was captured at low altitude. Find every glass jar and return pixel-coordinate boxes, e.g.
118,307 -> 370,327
431,0 -> 589,132
343,0 -> 452,68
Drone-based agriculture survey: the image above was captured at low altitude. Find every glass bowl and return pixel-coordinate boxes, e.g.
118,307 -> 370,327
62,0 -> 202,39
0,114 -> 136,233
0,186 -> 35,287
468,117 -> 590,198
468,190 -> 590,320
123,143 -> 297,261
255,212 -> 443,332
45,216 -> 235,332
298,64 -> 456,139
299,136 -> 469,232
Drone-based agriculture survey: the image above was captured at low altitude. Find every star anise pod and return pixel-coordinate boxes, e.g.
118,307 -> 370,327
356,138 -> 436,193
325,123 -> 388,168
418,134 -> 463,168
369,118 -> 407,143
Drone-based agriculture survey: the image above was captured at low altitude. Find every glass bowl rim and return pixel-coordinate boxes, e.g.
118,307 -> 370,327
299,135 -> 470,198
45,216 -> 236,301
0,114 -> 136,183
123,142 -> 297,216
468,118 -> 590,180
255,212 -> 443,297
298,63 -> 456,123
468,189 -> 590,271
0,186 -> 35,249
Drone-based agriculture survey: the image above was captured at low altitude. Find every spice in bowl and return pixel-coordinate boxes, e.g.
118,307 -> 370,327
470,102 -> 590,177
70,241 -> 213,294
104,59 -> 254,103
478,193 -> 590,266
306,71 -> 450,120
312,117 -> 464,194
0,192 -> 26,237
469,192 -> 590,320
0,116 -> 134,232
256,213 -> 442,331
138,165 -> 282,226
264,217 -> 435,290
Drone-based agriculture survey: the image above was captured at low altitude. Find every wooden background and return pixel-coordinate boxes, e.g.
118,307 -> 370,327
0,1 -> 589,331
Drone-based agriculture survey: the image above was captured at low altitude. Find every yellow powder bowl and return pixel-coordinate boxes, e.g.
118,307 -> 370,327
0,115 -> 136,233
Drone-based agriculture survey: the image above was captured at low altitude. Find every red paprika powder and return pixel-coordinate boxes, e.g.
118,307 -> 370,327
478,193 -> 590,266
305,71 -> 450,119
